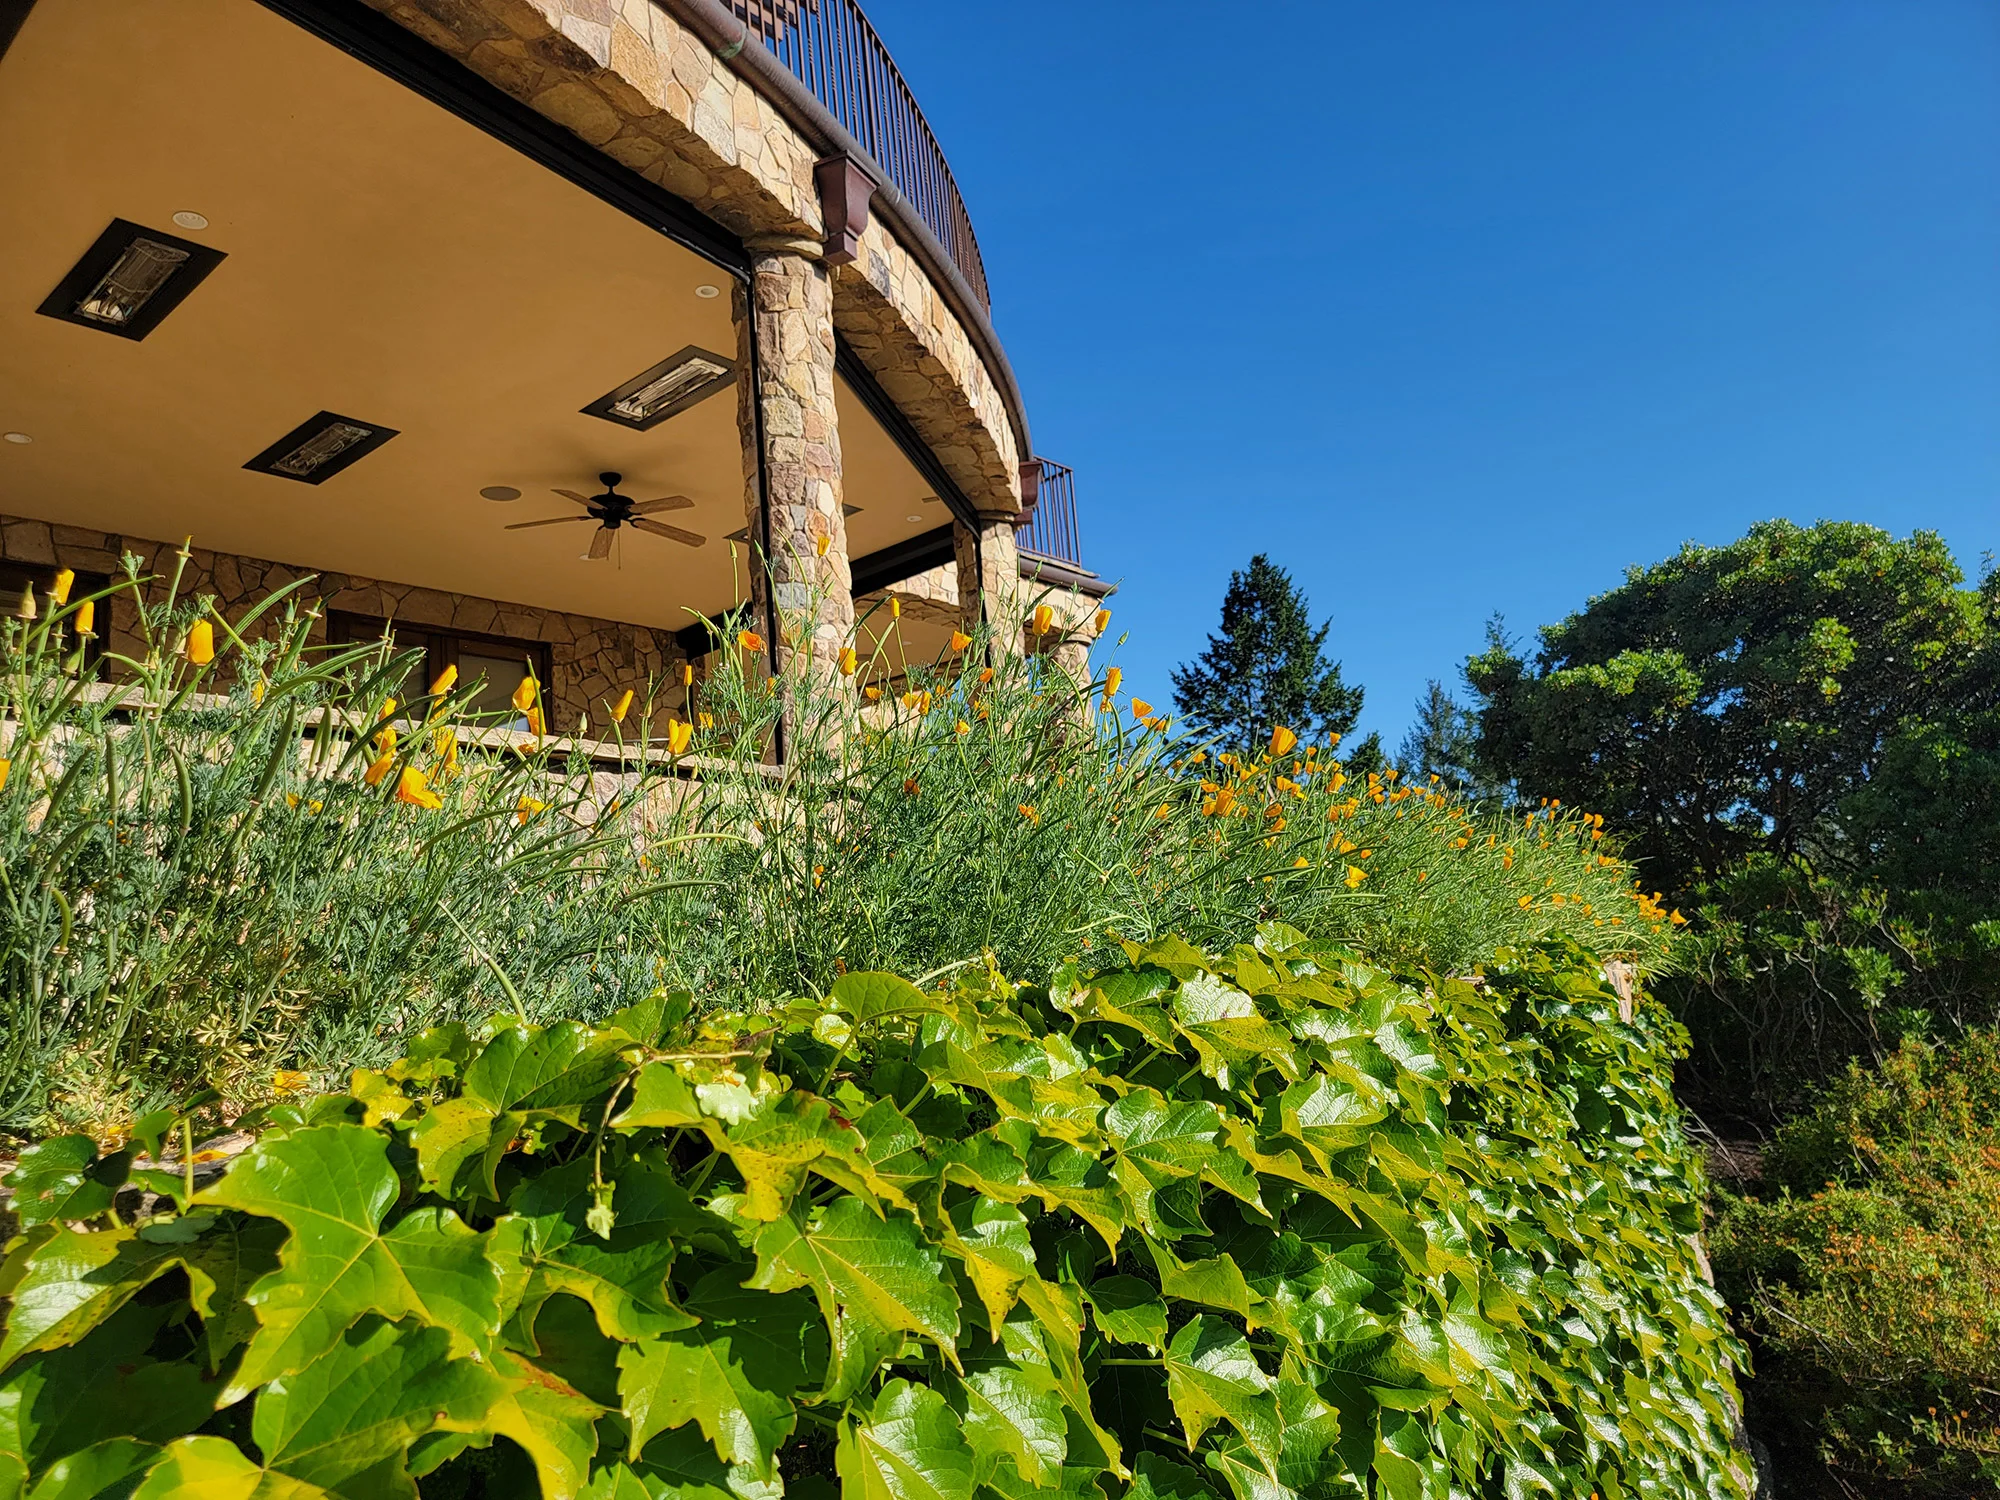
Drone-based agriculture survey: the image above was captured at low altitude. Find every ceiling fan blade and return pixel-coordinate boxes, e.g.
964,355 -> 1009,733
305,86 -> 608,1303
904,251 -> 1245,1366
631,518 -> 707,547
506,515 -> 598,531
552,489 -> 597,508
630,495 -> 696,515
586,525 -> 616,560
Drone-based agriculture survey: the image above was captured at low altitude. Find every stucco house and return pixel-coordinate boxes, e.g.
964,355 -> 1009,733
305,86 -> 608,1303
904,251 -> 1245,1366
0,0 -> 1104,730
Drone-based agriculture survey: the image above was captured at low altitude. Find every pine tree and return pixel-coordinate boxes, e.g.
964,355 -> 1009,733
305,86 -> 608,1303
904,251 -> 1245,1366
1170,555 -> 1366,755
1396,679 -> 1480,792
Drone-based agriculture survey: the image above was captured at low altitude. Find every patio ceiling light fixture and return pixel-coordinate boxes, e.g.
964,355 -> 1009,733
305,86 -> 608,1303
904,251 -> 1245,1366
37,219 -> 226,341
244,411 -> 399,485
582,346 -> 736,432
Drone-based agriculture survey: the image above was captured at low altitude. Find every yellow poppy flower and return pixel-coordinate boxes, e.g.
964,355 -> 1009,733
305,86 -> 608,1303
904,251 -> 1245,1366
863,686 -> 881,702
978,668 -> 994,685
667,719 -> 693,755
681,663 -> 695,688
396,766 -> 443,810
1293,856 -> 1310,868
890,598 -> 901,620
738,629 -> 765,653
1344,865 -> 1366,889
185,618 -> 214,664
698,712 -> 715,729
429,665 -> 458,697
373,724 -> 398,757
610,688 -> 634,723
949,630 -> 972,654
516,795 -> 545,824
74,599 -> 94,636
251,675 -> 267,706
1018,803 -> 1040,825
838,646 -> 858,676
954,719 -> 971,736
1094,608 -> 1111,634
526,706 -> 545,738
1269,725 -> 1297,757
510,678 -> 537,714
1131,698 -> 1154,718
1103,667 -> 1122,697
47,569 -> 74,607
815,532 -> 832,557
1153,804 -> 1170,819
1031,604 -> 1053,635
272,1069 -> 311,1096
0,758 -> 10,793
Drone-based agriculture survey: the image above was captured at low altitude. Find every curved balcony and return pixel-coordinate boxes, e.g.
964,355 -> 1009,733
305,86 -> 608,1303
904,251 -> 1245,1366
728,0 -> 991,310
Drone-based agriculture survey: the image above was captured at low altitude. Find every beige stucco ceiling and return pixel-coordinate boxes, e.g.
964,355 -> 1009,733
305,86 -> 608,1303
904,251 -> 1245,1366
0,0 -> 940,630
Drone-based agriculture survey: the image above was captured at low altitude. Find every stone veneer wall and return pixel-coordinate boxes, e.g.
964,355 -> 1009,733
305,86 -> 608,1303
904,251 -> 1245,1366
0,514 -> 684,733
864,558 -> 1110,665
362,0 -> 1021,517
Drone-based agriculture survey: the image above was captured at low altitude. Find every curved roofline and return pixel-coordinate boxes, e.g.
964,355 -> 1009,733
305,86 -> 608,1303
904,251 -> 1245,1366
654,0 -> 1032,472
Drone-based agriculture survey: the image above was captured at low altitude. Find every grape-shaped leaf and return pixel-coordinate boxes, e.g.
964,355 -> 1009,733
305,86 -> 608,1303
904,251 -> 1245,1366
409,1098 -> 518,1199
130,1436 -> 332,1500
952,1364 -> 1064,1485
494,1159 -> 695,1343
1103,1091 -> 1229,1240
1085,1275 -> 1168,1350
1128,1451 -> 1219,1500
25,1437 -> 159,1500
830,972 -> 948,1024
468,1350 -> 606,1500
0,1214 -> 285,1372
1163,1317 -> 1281,1474
835,1381 -> 976,1500
749,1199 -> 959,1402
615,1269 -> 814,1478
4,1139 -> 128,1228
0,1301 -> 215,1480
462,1022 -> 628,1117
944,1197 -> 1036,1328
198,1125 -> 501,1400
249,1318 -> 508,1496
614,1064 -> 704,1129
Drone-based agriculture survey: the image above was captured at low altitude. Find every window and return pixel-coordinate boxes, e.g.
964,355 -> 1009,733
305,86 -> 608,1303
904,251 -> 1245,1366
328,613 -> 553,730
0,562 -> 110,666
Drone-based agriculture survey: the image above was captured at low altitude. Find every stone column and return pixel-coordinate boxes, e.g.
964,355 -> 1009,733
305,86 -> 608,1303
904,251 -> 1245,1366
954,513 -> 1024,657
734,238 -> 854,694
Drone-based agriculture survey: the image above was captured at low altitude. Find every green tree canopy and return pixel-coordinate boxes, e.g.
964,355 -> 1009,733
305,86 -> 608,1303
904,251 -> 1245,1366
1396,679 -> 1481,795
1171,555 -> 1367,757
1466,520 -> 1990,894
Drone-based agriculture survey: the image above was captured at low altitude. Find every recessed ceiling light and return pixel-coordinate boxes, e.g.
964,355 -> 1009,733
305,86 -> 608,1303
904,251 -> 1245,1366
582,346 -> 736,432
2,433 -> 30,445
906,514 -> 923,523
171,211 -> 209,231
480,485 -> 522,502
695,284 -> 721,299
38,219 -> 226,341
244,411 -> 399,484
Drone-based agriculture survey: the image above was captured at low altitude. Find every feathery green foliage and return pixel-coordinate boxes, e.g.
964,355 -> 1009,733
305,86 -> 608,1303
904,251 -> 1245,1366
0,933 -> 1748,1499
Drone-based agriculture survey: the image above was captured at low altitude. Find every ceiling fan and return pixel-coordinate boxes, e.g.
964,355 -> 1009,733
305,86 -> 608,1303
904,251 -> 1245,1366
505,472 -> 706,560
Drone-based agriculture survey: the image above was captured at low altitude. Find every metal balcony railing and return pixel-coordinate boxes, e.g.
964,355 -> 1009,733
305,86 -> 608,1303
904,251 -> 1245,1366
730,0 -> 990,309
1017,458 -> 1082,569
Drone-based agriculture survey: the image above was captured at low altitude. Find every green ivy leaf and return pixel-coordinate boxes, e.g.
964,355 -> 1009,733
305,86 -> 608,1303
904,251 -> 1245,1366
749,1199 -> 960,1402
23,1437 -> 159,1500
0,1302 -> 215,1481
1128,1451 -> 1219,1500
494,1159 -> 695,1344
951,1364 -> 1065,1485
1162,1317 -> 1280,1474
1084,1276 -> 1168,1350
831,973 -> 949,1025
130,1436 -> 333,1499
198,1125 -> 501,1400
248,1317 -> 508,1496
614,1269 -> 813,1478
945,1197 -> 1037,1329
3,1140 -> 128,1228
836,1381 -> 976,1500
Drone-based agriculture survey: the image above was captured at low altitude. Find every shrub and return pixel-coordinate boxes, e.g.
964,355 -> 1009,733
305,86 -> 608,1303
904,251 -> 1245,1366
0,932 -> 1748,1498
0,560 -> 1673,1137
1711,1032 -> 2000,1492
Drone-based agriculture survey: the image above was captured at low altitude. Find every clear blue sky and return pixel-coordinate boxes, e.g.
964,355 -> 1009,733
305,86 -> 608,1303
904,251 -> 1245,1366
866,0 -> 2000,751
